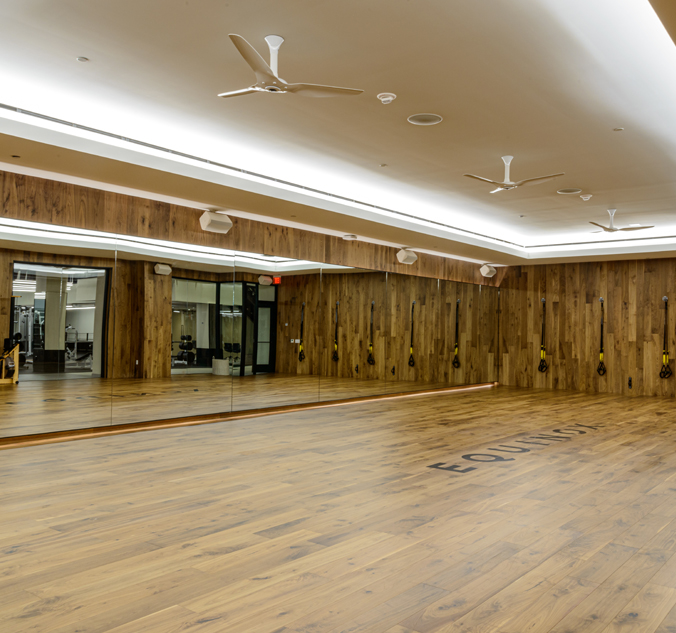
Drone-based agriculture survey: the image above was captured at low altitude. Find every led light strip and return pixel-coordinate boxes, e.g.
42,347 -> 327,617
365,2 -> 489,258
0,217 -> 351,272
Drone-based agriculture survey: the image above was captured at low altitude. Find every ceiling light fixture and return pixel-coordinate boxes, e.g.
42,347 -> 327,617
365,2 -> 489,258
377,93 -> 396,104
76,57 -> 89,63
557,188 -> 582,195
407,113 -> 443,126
342,234 -> 358,241
580,194 -> 593,201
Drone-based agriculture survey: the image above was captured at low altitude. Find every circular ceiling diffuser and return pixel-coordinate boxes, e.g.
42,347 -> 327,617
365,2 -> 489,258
557,188 -> 582,195
407,113 -> 443,126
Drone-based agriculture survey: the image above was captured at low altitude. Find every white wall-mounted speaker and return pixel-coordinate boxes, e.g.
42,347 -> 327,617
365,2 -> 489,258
396,249 -> 418,265
154,263 -> 172,276
258,275 -> 273,286
199,211 -> 233,234
480,264 -> 497,278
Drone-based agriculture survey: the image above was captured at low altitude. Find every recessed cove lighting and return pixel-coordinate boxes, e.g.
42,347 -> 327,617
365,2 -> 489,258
557,188 -> 582,195
76,56 -> 89,63
407,113 -> 443,126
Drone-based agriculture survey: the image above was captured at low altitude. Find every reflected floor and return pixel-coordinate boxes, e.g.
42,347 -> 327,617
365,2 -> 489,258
0,373 -> 469,438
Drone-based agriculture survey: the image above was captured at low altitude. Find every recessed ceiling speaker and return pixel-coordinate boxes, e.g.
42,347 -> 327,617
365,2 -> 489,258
154,263 -> 172,276
407,113 -> 443,126
199,211 -> 233,234
396,249 -> 418,265
258,275 -> 273,286
480,264 -> 497,278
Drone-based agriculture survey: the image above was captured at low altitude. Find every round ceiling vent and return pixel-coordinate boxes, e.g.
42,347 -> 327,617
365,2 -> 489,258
407,113 -> 443,126
557,188 -> 582,195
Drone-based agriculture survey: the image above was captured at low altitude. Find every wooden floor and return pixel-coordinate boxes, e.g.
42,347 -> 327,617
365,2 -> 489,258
0,374 -> 454,438
4,387 -> 676,633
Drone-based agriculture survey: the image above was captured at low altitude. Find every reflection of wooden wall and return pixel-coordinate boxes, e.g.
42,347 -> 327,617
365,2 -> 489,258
276,272 -> 498,385
0,171 -> 503,286
499,261 -> 676,397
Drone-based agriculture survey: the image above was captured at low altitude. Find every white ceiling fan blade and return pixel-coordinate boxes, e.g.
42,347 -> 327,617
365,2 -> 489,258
285,82 -> 363,97
463,174 -> 503,186
619,225 -> 655,231
229,34 -> 277,83
218,87 -> 261,98
515,173 -> 565,187
589,222 -> 612,232
490,187 -> 506,193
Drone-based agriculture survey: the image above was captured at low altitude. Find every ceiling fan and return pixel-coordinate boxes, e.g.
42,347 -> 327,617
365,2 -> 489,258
464,156 -> 564,193
590,209 -> 654,233
218,34 -> 364,99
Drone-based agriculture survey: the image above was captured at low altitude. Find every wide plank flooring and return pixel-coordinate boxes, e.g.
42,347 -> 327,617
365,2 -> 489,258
0,374 -> 454,437
3,387 -> 676,632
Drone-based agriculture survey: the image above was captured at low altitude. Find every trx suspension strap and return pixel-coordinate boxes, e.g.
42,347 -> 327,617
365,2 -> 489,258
367,301 -> 375,365
332,301 -> 339,362
298,302 -> 305,362
538,297 -> 548,373
597,297 -> 606,376
408,301 -> 416,367
661,296 -> 672,379
452,298 -> 461,369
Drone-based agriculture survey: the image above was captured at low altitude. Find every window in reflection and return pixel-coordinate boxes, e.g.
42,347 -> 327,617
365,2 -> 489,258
11,262 -> 109,380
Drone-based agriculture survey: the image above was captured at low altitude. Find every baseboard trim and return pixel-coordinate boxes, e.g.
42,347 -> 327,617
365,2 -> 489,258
0,382 -> 498,450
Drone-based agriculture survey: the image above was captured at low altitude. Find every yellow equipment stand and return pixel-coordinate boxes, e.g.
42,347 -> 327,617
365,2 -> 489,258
0,344 -> 20,385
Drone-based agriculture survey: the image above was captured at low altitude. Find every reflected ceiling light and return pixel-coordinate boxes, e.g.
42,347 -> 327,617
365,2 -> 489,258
407,113 -> 443,126
557,188 -> 582,195
377,93 -> 396,104
479,264 -> 497,278
396,248 -> 418,265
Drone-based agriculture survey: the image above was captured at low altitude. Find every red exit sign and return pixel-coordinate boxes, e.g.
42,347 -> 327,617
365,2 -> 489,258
273,276 -> 282,285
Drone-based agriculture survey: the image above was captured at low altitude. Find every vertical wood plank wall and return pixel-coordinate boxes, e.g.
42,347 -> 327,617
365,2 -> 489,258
0,171 -> 502,287
499,261 -> 676,398
276,272 -> 499,385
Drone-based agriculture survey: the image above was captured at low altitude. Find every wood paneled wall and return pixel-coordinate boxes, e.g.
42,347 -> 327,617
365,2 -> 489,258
0,170 -> 501,286
276,272 -> 499,385
499,261 -> 676,397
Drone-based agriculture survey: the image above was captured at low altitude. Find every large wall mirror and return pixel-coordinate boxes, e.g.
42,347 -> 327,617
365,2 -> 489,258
0,236 -> 498,438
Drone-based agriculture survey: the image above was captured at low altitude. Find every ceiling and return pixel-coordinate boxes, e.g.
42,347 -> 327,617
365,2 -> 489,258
1,0 -> 676,264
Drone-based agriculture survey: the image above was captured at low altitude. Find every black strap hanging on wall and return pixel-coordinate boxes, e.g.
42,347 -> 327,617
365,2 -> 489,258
538,297 -> 548,373
332,301 -> 340,362
408,301 -> 416,367
452,298 -> 461,369
298,302 -> 305,362
597,297 -> 606,376
661,296 -> 672,379
367,301 -> 375,365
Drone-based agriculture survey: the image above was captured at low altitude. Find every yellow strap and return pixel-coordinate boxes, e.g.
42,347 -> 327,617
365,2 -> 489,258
599,352 -> 604,361
410,346 -> 413,354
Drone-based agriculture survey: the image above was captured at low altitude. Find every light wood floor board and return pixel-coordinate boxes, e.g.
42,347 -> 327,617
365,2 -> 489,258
3,387 -> 676,632
0,374 -> 456,437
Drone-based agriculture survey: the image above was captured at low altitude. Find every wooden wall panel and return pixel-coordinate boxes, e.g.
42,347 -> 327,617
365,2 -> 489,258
0,170 -> 497,285
275,272 -> 499,385
499,261 -> 676,398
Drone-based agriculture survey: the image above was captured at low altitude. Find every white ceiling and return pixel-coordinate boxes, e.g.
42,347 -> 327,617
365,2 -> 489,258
1,0 -> 676,263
